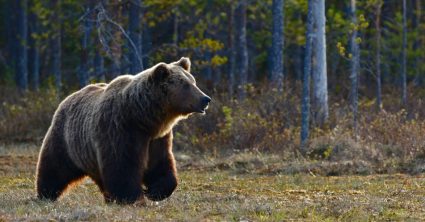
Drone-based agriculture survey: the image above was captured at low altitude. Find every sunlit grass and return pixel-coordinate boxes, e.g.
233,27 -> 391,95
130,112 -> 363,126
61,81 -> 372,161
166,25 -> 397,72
0,145 -> 424,221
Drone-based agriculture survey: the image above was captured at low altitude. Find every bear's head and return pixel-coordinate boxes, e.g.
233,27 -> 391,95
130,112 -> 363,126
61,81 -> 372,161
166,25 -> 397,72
149,57 -> 211,115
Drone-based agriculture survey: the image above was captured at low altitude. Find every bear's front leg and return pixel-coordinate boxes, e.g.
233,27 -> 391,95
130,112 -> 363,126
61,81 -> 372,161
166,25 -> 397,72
144,132 -> 178,201
102,169 -> 144,205
100,137 -> 149,204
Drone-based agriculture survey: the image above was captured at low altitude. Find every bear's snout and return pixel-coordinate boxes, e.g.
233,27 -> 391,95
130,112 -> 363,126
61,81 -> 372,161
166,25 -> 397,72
201,96 -> 211,107
198,96 -> 211,114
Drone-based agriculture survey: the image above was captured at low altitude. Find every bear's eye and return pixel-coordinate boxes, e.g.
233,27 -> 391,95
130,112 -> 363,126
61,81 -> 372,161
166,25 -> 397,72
183,83 -> 190,90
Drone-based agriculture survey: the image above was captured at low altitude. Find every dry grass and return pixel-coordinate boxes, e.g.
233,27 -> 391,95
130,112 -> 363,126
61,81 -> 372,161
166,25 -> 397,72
0,143 -> 424,221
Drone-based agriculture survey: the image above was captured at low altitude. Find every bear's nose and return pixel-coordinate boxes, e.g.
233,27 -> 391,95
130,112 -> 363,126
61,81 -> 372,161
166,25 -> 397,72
201,96 -> 211,107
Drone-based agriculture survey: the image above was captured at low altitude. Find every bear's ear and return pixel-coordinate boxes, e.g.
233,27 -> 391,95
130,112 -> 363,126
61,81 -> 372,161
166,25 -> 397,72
174,57 -> 191,72
151,63 -> 170,83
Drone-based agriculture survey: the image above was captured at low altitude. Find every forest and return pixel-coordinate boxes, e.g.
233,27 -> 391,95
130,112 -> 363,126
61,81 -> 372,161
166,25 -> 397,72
0,0 -> 424,221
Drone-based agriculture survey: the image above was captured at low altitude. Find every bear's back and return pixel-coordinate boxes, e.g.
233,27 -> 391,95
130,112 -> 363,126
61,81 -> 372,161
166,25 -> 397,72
56,83 -> 108,173
61,75 -> 134,130
58,76 -> 138,173
61,83 -> 106,112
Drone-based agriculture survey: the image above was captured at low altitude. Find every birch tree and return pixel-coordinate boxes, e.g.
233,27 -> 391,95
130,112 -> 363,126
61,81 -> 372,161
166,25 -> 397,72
350,0 -> 360,132
312,0 -> 328,126
235,0 -> 248,99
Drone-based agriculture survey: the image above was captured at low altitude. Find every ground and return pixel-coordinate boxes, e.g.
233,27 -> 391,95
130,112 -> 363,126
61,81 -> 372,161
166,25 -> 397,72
0,144 -> 424,221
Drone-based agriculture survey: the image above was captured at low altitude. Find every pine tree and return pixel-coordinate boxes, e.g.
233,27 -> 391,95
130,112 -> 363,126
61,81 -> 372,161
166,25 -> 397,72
270,0 -> 284,91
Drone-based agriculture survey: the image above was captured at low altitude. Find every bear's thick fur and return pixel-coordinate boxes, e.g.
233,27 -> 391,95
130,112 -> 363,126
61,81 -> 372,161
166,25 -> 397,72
35,58 -> 210,204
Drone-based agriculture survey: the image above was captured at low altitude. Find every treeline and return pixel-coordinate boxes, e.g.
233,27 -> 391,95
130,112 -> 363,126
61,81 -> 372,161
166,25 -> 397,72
0,0 -> 424,145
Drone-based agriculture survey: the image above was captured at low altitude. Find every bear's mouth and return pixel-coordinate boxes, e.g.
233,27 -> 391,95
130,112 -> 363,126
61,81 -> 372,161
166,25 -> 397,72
196,108 -> 206,114
195,104 -> 209,114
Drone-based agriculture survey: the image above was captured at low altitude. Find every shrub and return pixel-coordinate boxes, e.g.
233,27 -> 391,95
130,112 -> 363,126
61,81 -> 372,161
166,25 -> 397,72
174,84 -> 425,174
0,87 -> 59,142
0,84 -> 424,174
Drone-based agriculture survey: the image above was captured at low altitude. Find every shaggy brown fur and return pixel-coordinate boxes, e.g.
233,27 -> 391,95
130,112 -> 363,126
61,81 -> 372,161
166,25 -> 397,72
35,58 -> 211,204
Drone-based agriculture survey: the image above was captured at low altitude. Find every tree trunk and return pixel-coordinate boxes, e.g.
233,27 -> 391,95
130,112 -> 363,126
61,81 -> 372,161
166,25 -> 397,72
235,0 -> 248,99
120,3 -> 128,74
128,0 -> 143,74
16,0 -> 28,90
142,17 -> 152,69
52,0 -> 62,93
79,5 -> 92,88
173,7 -> 179,46
227,2 -> 235,98
376,1 -> 382,110
401,0 -> 407,106
295,46 -> 304,81
94,50 -> 105,82
350,0 -> 360,133
5,1 -> 17,73
413,0 -> 422,86
270,0 -> 284,91
52,35 -> 61,92
139,30 -> 143,69
204,32 -> 213,84
29,42 -> 40,91
205,51 -> 213,82
300,0 -> 314,151
110,60 -> 121,79
28,0 -> 40,91
312,0 -> 328,126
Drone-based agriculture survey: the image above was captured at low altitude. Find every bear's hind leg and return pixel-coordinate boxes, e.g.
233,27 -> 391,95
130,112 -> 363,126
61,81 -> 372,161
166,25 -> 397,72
36,140 -> 85,201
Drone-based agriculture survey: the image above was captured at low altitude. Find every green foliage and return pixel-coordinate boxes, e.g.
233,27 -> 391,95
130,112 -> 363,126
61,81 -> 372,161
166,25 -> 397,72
219,105 -> 233,136
210,55 -> 227,67
335,10 -> 369,59
180,38 -> 224,52
0,67 -> 16,86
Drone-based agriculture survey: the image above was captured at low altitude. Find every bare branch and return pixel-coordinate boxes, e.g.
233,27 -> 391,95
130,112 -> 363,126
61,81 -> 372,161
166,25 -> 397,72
96,3 -> 143,69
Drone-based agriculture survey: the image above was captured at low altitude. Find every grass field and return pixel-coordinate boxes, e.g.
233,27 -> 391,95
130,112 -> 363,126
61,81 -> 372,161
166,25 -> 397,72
0,144 -> 424,221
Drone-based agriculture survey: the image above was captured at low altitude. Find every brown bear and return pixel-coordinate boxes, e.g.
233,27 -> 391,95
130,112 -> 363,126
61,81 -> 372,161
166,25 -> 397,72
35,57 -> 210,204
